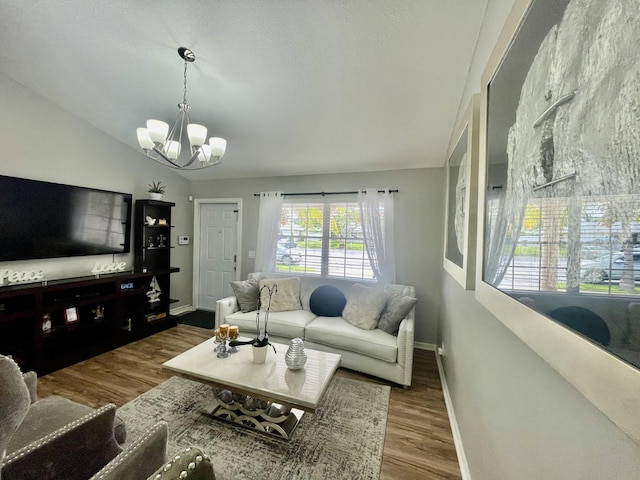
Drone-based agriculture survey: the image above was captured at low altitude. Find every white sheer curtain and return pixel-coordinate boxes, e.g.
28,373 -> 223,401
358,189 -> 396,283
254,192 -> 284,273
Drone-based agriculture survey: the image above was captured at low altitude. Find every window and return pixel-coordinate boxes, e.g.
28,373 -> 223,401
273,200 -> 376,280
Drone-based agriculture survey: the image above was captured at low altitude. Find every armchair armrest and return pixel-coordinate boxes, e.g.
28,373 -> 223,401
215,296 -> 239,329
21,371 -> 38,404
147,446 -> 214,480
1,404 -> 123,480
90,421 -> 168,480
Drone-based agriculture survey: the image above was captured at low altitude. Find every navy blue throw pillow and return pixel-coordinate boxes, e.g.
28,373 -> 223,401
309,285 -> 347,317
548,306 -> 610,346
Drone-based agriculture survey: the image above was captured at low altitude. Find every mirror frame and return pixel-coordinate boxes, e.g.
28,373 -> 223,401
475,0 -> 640,445
443,94 -> 479,290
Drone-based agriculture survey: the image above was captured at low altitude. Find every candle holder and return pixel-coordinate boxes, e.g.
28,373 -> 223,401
214,325 -> 239,358
228,326 -> 239,353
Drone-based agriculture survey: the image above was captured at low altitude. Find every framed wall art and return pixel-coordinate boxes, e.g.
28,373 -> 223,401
476,0 -> 640,444
443,94 -> 480,289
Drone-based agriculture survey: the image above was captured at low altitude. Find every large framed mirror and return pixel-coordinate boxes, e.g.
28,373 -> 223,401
443,95 -> 479,289
476,0 -> 640,444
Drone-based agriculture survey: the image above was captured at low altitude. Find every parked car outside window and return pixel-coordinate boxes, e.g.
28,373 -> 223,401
580,251 -> 640,283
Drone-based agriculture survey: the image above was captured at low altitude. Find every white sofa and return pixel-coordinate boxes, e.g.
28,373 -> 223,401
215,272 -> 416,387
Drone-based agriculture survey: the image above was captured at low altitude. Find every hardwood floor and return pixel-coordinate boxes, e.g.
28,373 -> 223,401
37,324 -> 461,480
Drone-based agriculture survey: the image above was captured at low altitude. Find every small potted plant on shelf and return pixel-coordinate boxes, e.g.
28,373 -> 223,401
147,181 -> 165,200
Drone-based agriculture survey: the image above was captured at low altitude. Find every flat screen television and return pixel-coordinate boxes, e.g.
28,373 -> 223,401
0,175 -> 133,262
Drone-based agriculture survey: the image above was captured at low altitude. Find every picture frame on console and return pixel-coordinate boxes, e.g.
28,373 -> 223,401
443,94 -> 480,290
476,0 -> 640,445
64,307 -> 80,325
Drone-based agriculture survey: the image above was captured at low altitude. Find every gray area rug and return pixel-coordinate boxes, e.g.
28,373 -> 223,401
117,375 -> 390,480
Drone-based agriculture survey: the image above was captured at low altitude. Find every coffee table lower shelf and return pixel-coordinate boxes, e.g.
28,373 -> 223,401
203,391 -> 305,441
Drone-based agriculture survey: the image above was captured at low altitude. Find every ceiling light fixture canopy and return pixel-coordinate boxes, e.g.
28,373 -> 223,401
137,47 -> 227,170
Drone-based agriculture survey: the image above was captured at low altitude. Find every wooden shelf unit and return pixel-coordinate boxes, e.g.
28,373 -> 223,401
0,271 -> 177,374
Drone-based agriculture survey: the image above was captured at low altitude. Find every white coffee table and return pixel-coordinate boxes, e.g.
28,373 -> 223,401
162,337 -> 341,440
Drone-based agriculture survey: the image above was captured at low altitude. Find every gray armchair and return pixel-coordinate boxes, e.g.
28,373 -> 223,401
0,355 -> 215,480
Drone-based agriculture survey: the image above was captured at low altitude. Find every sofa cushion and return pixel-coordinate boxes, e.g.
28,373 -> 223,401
226,309 -> 317,339
259,277 -> 302,312
309,285 -> 347,317
230,277 -> 260,312
342,284 -> 388,330
377,287 -> 417,335
305,317 -> 398,362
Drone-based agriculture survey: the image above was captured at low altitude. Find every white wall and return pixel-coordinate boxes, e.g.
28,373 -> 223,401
440,0 -> 640,478
189,168 -> 444,345
0,72 -> 194,307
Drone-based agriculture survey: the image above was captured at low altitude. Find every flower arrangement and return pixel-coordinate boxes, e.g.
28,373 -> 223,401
254,284 -> 277,348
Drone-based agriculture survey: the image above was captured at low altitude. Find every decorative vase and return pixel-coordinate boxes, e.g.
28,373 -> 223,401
149,192 -> 164,200
285,337 -> 307,370
252,344 -> 268,364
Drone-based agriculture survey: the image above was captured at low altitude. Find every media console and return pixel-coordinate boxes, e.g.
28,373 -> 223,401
0,269 -> 179,375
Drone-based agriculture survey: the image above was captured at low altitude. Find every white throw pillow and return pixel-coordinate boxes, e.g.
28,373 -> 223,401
259,277 -> 302,312
342,284 -> 388,330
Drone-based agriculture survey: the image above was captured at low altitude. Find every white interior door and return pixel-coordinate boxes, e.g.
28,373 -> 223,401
197,203 -> 238,311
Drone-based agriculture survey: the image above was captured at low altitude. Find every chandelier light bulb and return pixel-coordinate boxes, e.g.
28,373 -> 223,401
137,128 -> 154,149
166,140 -> 181,160
147,120 -> 169,144
198,144 -> 212,164
187,124 -> 208,147
209,137 -> 227,159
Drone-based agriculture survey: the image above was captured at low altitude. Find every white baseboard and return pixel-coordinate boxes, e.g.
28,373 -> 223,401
171,304 -> 195,316
414,341 -> 437,351
436,351 -> 471,480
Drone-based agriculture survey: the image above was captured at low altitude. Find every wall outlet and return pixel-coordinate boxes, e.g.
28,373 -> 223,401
178,235 -> 190,245
248,250 -> 256,259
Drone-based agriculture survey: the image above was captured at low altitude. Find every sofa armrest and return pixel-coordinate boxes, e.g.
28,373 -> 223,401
215,296 -> 239,329
90,421 -> 169,480
396,289 -> 416,386
2,404 -> 123,480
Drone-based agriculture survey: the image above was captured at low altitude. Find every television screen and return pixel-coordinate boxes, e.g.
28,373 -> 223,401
0,175 -> 132,261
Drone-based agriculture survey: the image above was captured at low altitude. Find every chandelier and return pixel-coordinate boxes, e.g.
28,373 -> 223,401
136,47 -> 227,170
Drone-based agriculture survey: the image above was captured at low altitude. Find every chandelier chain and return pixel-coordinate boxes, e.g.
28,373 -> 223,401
182,60 -> 188,106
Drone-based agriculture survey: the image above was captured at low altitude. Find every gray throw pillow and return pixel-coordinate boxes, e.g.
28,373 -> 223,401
377,287 -> 417,335
342,284 -> 388,330
230,278 -> 260,312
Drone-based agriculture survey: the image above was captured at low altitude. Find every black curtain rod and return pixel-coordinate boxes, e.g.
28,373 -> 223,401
253,189 -> 398,197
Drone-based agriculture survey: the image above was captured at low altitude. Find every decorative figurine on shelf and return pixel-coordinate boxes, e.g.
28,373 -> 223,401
146,276 -> 161,303
92,305 -> 105,321
147,236 -> 155,248
157,234 -> 167,248
158,218 -> 168,225
42,313 -> 52,334
145,215 -> 156,226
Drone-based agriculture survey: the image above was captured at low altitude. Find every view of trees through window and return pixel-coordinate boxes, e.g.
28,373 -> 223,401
497,195 -> 640,296
274,201 -> 375,280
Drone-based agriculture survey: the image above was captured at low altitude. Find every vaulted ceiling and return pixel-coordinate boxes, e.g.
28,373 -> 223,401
0,1 -> 488,181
